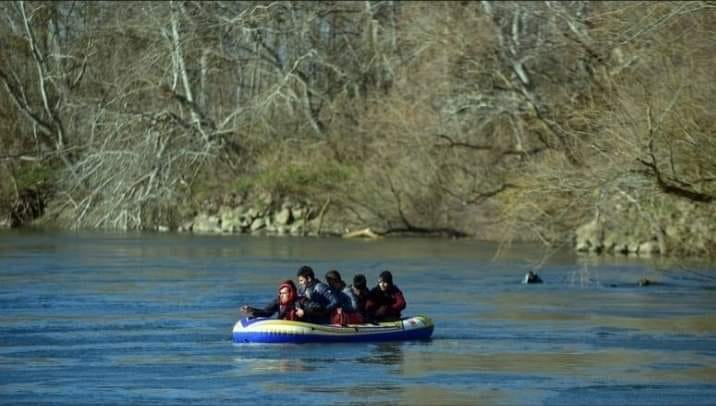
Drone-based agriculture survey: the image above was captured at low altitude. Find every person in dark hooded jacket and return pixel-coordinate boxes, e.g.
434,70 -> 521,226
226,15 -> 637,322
325,270 -> 364,325
365,271 -> 406,322
240,280 -> 299,321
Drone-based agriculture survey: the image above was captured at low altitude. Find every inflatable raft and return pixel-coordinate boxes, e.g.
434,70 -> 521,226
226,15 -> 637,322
232,315 -> 434,344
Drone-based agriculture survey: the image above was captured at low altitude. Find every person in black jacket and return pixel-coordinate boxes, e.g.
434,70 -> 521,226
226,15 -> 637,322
351,274 -> 370,317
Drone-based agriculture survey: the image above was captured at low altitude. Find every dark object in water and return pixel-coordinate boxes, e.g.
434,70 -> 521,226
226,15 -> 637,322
608,278 -> 660,288
523,271 -> 543,284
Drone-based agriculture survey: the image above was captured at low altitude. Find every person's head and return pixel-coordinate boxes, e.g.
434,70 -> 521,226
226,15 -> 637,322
378,270 -> 393,291
325,270 -> 344,289
296,265 -> 315,289
278,280 -> 297,305
353,274 -> 367,290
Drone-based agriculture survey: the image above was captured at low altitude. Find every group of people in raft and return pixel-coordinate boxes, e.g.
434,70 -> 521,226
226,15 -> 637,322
240,266 -> 406,325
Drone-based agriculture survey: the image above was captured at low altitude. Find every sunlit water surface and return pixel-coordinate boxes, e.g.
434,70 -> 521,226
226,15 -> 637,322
1,230 -> 715,405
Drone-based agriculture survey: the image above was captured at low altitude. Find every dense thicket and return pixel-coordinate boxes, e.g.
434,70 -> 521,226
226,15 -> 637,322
1,1 -> 714,255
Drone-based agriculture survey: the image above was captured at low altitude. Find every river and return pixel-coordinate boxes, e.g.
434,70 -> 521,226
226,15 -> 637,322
1,230 -> 715,405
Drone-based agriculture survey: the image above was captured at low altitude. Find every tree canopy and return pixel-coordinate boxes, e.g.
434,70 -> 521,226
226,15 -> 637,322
1,1 -> 715,255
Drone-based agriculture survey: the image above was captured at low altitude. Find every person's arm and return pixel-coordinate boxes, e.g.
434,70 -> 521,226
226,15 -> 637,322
302,299 -> 322,314
390,288 -> 406,313
346,290 -> 359,312
246,298 -> 279,318
316,283 -> 340,312
364,287 -> 380,313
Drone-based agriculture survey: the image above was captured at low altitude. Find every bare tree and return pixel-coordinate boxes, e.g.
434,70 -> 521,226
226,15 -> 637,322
0,1 -> 93,175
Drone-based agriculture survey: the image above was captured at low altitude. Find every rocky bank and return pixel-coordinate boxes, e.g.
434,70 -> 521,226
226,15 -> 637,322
574,195 -> 716,257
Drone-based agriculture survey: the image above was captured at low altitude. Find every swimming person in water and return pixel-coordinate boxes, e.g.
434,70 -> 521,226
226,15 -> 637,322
240,280 -> 299,321
522,271 -> 543,284
365,270 -> 406,322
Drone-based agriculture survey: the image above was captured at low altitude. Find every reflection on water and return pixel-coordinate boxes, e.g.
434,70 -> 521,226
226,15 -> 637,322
233,356 -> 317,374
399,349 -> 660,377
399,386 -> 505,406
1,230 -> 716,405
485,291 -> 716,334
357,343 -> 404,366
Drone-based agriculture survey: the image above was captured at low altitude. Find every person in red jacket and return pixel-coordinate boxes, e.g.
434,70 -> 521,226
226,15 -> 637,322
365,270 -> 406,322
240,280 -> 299,321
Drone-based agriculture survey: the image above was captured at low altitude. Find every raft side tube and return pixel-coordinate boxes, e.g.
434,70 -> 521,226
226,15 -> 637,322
232,315 -> 434,344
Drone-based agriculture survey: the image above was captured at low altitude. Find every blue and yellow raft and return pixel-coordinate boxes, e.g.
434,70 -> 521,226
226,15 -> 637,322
232,315 -> 434,344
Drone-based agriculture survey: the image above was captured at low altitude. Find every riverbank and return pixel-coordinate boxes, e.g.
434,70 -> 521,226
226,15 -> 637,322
4,188 -> 715,260
2,2 -> 715,261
